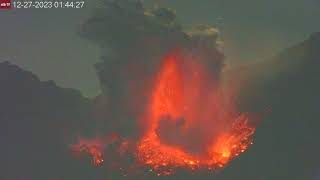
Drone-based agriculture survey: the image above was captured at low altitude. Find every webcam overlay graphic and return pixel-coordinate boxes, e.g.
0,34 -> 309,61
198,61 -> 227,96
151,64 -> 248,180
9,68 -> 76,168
0,0 -> 11,9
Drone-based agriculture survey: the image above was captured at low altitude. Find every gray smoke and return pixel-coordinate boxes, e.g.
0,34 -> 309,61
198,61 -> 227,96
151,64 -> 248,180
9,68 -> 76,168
81,0 -> 224,139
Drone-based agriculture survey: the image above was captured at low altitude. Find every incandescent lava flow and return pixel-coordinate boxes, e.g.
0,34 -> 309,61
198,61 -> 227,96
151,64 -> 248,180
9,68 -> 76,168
136,50 -> 256,175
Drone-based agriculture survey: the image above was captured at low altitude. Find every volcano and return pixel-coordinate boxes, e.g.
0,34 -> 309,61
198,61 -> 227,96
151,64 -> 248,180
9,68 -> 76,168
70,1 -> 259,177
71,50 -> 256,176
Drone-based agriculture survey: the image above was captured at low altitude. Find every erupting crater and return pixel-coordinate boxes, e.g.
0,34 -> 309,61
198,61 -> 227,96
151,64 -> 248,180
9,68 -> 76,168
71,50 -> 257,177
136,51 -> 256,175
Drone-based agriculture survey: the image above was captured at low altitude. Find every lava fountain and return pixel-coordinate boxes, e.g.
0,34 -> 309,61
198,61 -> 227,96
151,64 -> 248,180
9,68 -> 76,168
136,50 -> 256,175
71,50 -> 257,177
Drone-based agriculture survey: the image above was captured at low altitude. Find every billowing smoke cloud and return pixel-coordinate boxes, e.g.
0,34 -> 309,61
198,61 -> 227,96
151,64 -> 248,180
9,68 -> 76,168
80,0 -> 225,139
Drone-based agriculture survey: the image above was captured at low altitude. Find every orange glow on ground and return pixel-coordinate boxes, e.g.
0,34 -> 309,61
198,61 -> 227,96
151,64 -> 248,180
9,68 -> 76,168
71,138 -> 105,166
71,134 -> 119,166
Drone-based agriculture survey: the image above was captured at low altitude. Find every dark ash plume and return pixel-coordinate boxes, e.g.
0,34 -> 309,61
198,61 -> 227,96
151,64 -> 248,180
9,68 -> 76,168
80,0 -> 225,139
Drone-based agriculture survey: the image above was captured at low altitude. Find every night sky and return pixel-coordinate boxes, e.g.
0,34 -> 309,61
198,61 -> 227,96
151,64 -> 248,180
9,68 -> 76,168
0,0 -> 319,97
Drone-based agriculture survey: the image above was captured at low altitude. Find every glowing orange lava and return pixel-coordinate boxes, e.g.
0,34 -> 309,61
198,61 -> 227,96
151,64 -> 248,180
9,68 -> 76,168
137,51 -> 256,175
71,138 -> 104,166
71,134 -> 119,166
